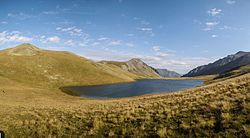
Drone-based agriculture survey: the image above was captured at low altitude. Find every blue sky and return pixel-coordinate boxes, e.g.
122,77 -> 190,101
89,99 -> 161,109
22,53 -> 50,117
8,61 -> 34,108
0,0 -> 250,73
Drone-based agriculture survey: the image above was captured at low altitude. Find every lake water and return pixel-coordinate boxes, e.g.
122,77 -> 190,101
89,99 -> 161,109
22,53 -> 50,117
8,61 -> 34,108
61,79 -> 203,99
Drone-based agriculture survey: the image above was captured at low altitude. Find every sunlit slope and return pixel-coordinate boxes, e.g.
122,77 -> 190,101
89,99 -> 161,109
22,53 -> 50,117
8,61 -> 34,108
0,44 -> 135,88
0,44 -> 249,137
0,72 -> 249,137
100,58 -> 161,78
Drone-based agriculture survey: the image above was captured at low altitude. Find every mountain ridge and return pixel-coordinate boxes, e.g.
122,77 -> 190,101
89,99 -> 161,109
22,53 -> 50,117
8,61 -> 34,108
0,43 -> 181,88
0,43 -> 138,88
156,69 -> 181,78
6,43 -> 41,56
183,51 -> 250,77
100,58 -> 161,78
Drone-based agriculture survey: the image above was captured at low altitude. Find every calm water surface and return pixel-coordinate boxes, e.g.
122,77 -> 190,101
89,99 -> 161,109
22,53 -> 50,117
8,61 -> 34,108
62,79 -> 203,99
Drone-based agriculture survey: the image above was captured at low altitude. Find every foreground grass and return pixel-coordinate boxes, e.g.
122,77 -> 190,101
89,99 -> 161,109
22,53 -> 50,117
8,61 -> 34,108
0,73 -> 250,137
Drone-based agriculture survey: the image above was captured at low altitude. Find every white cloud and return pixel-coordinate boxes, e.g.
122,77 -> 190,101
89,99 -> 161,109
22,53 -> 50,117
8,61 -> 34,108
155,52 -> 170,57
138,27 -> 153,31
140,20 -> 150,25
108,40 -> 122,46
203,26 -> 213,31
134,17 -> 155,37
47,36 -> 60,43
152,46 -> 160,52
7,12 -> 34,20
63,39 -> 88,47
133,17 -> 140,20
226,0 -> 236,5
206,22 -> 219,26
98,37 -> 109,41
56,26 -> 91,47
8,35 -> 32,42
41,11 -> 58,15
0,31 -> 33,45
126,43 -> 135,47
65,39 -> 74,46
212,34 -> 218,38
219,25 -> 244,31
91,42 -> 100,46
56,26 -> 85,36
84,49 -> 213,74
152,46 -> 174,58
96,37 -> 135,48
144,56 -> 213,74
203,21 -> 219,31
0,21 -> 8,25
38,35 -> 60,43
137,27 -> 155,36
193,19 -> 202,25
207,8 -> 222,17
219,25 -> 232,30
127,34 -> 134,37
79,42 -> 88,47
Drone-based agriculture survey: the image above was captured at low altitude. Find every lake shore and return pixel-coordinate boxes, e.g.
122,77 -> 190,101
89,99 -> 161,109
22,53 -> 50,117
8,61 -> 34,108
0,73 -> 249,137
60,79 -> 203,99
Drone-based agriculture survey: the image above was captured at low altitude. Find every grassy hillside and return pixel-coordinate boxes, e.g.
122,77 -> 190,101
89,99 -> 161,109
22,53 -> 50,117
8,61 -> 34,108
207,64 -> 250,84
0,44 -> 137,88
100,59 -> 161,78
0,72 -> 249,137
0,44 -> 249,137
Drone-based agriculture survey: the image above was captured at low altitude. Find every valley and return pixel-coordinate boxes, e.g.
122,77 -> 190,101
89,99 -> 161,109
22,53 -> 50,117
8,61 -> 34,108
1,0 -> 250,137
0,44 -> 249,137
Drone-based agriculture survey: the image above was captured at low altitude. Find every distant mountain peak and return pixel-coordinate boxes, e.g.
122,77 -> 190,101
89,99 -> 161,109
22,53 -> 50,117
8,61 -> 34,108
15,43 -> 39,49
8,43 -> 41,56
100,58 -> 161,78
183,51 -> 250,77
236,51 -> 246,54
156,69 -> 181,78
129,58 -> 143,62
235,51 -> 249,56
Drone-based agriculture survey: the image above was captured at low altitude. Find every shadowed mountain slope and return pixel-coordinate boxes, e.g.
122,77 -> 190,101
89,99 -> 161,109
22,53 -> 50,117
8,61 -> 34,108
156,69 -> 181,77
183,51 -> 250,77
207,63 -> 250,84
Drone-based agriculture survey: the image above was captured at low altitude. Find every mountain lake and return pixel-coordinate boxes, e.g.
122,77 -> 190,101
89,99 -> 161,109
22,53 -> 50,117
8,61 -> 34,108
61,79 -> 203,99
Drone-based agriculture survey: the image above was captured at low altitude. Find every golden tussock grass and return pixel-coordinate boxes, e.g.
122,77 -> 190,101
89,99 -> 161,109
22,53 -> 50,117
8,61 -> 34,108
0,72 -> 249,137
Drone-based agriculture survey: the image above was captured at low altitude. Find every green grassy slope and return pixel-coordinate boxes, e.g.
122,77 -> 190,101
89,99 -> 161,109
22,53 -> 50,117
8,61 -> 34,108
0,44 -> 136,88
